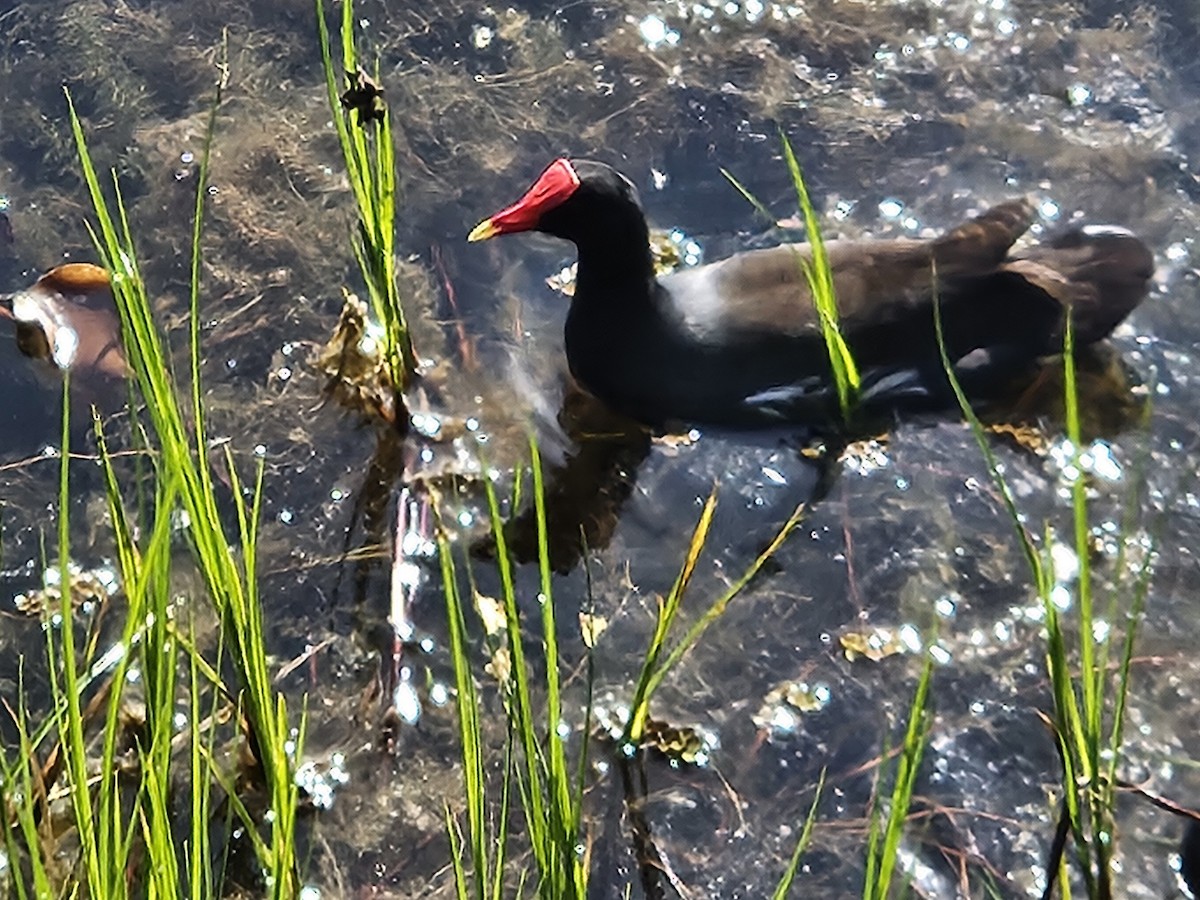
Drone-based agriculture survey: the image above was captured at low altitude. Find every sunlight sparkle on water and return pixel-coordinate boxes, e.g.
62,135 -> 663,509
1049,541 -> 1079,583
294,753 -> 350,812
411,413 -> 443,439
669,228 -> 704,266
761,466 -> 787,485
898,623 -> 922,653
637,14 -> 680,49
1050,584 -> 1072,611
471,24 -> 494,49
1066,83 -> 1092,107
394,674 -> 421,725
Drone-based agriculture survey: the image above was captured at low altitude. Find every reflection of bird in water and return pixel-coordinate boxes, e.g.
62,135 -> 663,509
470,158 -> 1154,430
488,379 -> 651,573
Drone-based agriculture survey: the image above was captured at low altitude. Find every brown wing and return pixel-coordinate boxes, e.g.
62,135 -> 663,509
659,199 -> 1035,343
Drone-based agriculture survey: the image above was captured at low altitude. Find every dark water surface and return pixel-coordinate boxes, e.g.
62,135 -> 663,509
2,0 -> 1200,896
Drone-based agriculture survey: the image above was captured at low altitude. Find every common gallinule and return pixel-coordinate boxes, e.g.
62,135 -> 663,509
469,158 -> 1154,429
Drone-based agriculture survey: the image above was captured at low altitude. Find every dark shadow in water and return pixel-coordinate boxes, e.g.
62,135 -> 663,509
494,341 -> 1145,577
979,343 -> 1147,439
499,383 -> 652,573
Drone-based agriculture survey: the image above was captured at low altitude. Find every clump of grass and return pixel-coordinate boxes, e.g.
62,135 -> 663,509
316,0 -> 418,397
772,769 -> 826,899
438,436 -> 809,896
56,58 -> 303,894
723,135 -> 861,424
439,439 -> 587,900
862,651 -> 934,899
933,269 -> 1153,898
0,379 -> 227,896
622,491 -> 806,746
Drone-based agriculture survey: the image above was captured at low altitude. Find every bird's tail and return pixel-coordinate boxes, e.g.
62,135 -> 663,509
931,199 -> 1037,275
1000,225 -> 1155,347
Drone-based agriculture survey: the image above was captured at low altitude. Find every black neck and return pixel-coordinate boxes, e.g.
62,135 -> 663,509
540,184 -> 657,304
574,220 -> 656,301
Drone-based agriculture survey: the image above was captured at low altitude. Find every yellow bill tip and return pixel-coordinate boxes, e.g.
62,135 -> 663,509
467,219 -> 499,242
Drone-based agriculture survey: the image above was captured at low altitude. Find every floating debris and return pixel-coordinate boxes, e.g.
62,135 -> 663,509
340,67 -> 386,126
839,624 -> 920,662
985,421 -> 1048,455
547,229 -> 703,296
752,679 -> 831,738
7,263 -> 127,380
15,562 -> 120,618
578,611 -> 608,648
314,291 -> 398,425
639,718 -> 714,767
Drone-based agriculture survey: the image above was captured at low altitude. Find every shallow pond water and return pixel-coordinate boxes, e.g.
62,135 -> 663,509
2,0 -> 1200,896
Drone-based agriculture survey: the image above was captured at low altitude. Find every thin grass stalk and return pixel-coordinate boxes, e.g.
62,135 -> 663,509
772,768 -> 826,899
932,264 -> 1146,896
438,518 -> 491,900
492,732 -> 516,900
623,489 -> 718,745
97,410 -> 193,894
866,651 -> 933,899
1062,317 -> 1101,771
480,472 -> 567,894
528,439 -> 583,894
932,268 -> 1093,892
648,500 -> 806,698
573,549 -> 599,880
187,618 -> 215,897
1106,549 -> 1153,787
623,495 -> 805,747
779,134 -> 860,421
929,263 -> 1045,586
189,37 -> 227,524
46,376 -> 110,893
0,687 -> 53,898
481,477 -> 546,834
722,147 -> 860,422
1060,315 -> 1109,892
479,447 -> 586,897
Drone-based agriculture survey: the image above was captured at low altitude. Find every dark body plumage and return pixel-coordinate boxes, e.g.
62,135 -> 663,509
471,159 -> 1154,429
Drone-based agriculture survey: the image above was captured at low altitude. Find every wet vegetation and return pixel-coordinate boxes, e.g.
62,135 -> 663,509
0,0 -> 1198,897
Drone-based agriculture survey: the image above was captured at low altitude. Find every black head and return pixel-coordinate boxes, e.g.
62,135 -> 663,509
467,158 -> 645,246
